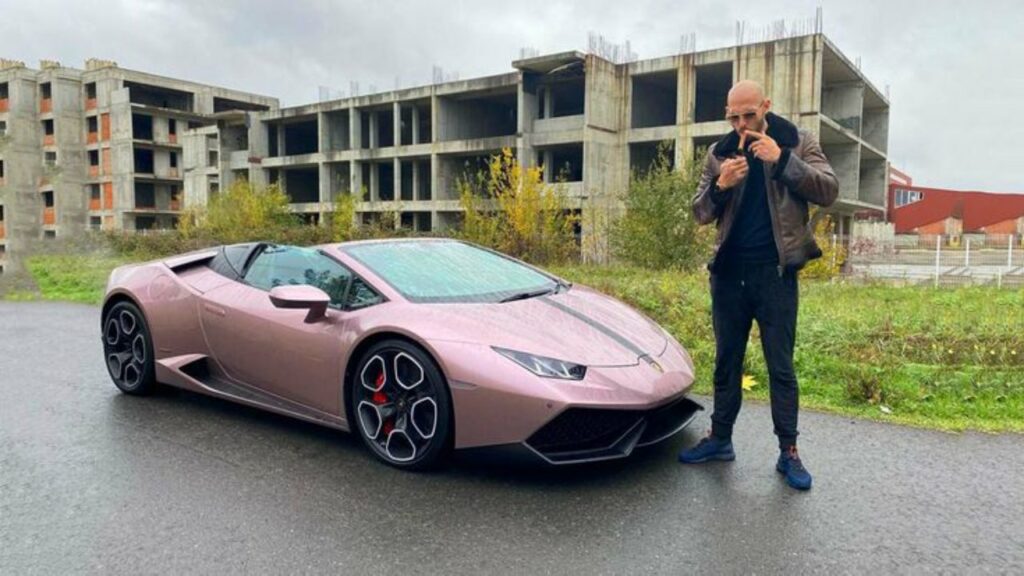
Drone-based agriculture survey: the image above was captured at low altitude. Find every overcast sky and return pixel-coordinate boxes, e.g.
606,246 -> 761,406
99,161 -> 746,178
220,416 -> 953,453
2,0 -> 1021,192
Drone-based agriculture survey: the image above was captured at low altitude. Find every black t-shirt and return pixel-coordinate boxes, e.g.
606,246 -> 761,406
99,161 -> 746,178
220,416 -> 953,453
720,152 -> 778,264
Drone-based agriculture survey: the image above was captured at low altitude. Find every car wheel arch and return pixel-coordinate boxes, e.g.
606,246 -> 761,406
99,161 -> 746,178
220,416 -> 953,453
101,291 -> 146,333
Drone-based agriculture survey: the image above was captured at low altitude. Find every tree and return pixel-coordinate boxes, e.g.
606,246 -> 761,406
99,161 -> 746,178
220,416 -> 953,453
458,148 -> 578,265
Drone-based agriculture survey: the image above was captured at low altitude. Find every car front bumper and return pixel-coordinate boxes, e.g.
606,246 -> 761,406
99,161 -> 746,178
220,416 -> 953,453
427,338 -> 698,456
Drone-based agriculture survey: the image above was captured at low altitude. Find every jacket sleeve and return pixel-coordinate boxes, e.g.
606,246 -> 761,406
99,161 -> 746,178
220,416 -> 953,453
692,146 -> 732,225
775,131 -> 839,207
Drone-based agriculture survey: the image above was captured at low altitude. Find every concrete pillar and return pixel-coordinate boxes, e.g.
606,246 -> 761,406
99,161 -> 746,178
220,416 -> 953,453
412,161 -> 420,201
544,89 -> 553,119
430,95 -> 439,143
317,111 -> 329,154
319,162 -> 330,208
543,150 -> 554,183
676,58 -> 689,126
393,102 -> 401,147
411,106 -> 420,144
518,142 -> 531,170
518,80 -> 532,134
350,108 -> 361,149
430,154 -> 440,201
276,125 -> 285,156
394,158 -> 401,203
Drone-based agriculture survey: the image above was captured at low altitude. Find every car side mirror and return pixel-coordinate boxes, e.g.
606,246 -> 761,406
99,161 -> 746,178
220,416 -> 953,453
268,285 -> 331,323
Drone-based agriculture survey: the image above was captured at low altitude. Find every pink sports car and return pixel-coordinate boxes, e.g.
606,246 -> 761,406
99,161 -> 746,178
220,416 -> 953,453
102,238 -> 701,469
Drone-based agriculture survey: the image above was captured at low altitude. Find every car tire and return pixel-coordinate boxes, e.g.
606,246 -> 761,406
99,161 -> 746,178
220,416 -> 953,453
102,301 -> 157,395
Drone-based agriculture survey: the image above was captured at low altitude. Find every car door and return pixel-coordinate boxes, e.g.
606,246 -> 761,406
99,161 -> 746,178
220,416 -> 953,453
199,245 -> 357,416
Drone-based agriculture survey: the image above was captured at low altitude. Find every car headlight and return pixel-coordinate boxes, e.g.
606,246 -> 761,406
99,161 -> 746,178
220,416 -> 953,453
492,347 -> 587,380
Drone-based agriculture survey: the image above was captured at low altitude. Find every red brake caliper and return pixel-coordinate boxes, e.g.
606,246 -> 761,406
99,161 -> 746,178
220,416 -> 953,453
372,371 -> 386,403
372,370 -> 393,435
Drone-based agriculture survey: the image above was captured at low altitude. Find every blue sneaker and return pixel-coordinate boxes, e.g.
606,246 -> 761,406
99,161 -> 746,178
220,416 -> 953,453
678,434 -> 735,463
777,446 -> 812,490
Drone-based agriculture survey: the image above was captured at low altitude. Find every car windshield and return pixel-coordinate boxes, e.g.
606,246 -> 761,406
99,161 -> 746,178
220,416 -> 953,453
341,241 -> 556,303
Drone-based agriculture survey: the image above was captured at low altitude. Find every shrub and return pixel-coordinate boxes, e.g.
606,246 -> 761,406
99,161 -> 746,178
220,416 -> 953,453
104,229 -> 209,260
183,179 -> 299,244
802,209 -> 847,280
327,189 -> 359,242
611,143 -> 713,271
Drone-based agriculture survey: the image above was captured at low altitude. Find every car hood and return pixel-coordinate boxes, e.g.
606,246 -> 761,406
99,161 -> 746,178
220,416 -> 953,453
415,285 -> 667,367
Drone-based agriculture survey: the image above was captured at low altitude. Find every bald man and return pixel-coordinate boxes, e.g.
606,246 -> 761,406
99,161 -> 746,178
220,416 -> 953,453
680,80 -> 838,491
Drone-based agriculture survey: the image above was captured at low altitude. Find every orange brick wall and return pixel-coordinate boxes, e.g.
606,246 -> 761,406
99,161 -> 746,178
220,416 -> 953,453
101,149 -> 111,175
101,114 -> 111,141
982,218 -> 1022,235
916,218 -> 962,236
103,182 -> 114,209
916,221 -> 947,235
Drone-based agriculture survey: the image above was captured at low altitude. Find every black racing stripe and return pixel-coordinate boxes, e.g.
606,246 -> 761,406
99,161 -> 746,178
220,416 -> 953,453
538,296 -> 648,358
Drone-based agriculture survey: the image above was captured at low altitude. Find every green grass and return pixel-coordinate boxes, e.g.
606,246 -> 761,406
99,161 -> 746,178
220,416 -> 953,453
550,265 -> 1024,434
23,254 -> 132,305
11,255 -> 1022,433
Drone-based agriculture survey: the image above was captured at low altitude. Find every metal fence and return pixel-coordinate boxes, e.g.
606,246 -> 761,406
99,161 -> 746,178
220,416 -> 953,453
840,233 -> 1024,288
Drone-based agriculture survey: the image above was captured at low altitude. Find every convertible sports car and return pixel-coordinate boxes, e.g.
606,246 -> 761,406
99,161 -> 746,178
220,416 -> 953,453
101,238 -> 701,469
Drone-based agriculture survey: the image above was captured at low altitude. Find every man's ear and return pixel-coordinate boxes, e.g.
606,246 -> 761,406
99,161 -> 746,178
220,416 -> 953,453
763,98 -> 773,113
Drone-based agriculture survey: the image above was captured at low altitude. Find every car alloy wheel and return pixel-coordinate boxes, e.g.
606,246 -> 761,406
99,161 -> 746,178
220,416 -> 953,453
352,341 -> 450,469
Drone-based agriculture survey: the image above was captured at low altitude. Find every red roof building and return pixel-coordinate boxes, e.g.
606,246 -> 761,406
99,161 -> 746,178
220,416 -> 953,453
888,170 -> 1024,235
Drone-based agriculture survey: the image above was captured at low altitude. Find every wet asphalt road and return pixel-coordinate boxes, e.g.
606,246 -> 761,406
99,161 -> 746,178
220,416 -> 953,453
1,301 -> 1022,575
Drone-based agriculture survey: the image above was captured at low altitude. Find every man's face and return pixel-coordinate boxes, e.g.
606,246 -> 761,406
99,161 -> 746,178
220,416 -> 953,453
725,97 -> 769,136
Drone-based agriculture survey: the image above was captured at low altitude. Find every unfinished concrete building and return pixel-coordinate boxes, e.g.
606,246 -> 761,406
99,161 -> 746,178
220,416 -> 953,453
0,58 -> 276,274
0,33 -> 887,275
186,33 -> 887,249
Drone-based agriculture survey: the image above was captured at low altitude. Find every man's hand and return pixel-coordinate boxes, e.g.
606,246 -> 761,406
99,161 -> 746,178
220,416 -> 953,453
717,156 -> 749,190
745,130 -> 782,163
